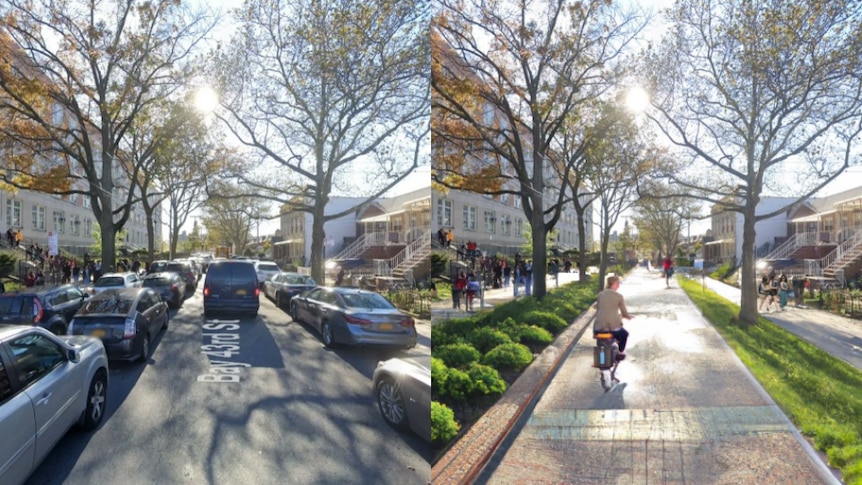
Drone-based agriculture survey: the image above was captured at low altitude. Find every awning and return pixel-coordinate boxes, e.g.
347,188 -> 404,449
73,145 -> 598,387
704,239 -> 730,246
790,211 -> 833,223
273,239 -> 302,245
359,210 -> 406,223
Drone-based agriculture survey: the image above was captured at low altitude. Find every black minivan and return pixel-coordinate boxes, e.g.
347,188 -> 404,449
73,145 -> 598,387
203,260 -> 260,318
0,284 -> 90,335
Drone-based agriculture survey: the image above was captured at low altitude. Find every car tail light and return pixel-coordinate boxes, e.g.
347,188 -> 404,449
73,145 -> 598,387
123,317 -> 137,339
344,314 -> 373,326
32,297 -> 43,324
398,317 -> 415,328
203,286 -> 210,296
170,283 -> 179,292
254,288 -> 260,297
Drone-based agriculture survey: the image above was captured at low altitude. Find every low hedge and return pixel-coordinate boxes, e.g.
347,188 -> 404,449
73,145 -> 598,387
431,279 -> 598,452
431,401 -> 460,443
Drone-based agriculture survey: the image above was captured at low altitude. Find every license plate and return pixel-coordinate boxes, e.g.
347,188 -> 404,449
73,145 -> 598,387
378,323 -> 393,331
236,289 -> 247,296
91,329 -> 106,338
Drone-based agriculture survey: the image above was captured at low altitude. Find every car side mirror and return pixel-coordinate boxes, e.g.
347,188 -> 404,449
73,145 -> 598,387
67,348 -> 81,363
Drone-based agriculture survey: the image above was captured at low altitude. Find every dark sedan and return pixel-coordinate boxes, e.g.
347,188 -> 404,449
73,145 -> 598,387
68,288 -> 169,363
289,287 -> 417,349
141,271 -> 187,309
263,272 -> 317,308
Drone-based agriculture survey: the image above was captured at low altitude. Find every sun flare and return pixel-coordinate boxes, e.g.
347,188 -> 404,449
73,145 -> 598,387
194,86 -> 219,114
625,86 -> 650,114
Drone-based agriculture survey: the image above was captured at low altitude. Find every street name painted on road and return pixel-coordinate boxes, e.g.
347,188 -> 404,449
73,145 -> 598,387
197,321 -> 251,383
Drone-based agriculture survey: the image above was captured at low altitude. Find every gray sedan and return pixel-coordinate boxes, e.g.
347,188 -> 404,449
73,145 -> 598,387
0,326 -> 108,484
373,357 -> 431,442
262,272 -> 317,308
290,287 -> 417,349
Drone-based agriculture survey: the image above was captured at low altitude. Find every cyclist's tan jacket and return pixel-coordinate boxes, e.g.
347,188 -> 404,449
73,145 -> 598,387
593,288 -> 628,333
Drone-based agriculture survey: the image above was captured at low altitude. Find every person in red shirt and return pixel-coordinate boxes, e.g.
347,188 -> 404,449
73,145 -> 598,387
453,270 -> 467,310
662,256 -> 674,288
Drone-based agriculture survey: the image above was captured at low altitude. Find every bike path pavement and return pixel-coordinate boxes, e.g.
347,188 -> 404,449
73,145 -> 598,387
431,266 -> 839,484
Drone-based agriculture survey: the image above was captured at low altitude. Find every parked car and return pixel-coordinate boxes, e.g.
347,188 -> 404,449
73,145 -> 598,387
176,258 -> 202,281
68,288 -> 168,363
164,261 -> 197,294
141,272 -> 187,309
254,260 -> 282,287
372,357 -> 431,442
91,272 -> 142,295
149,260 -> 170,274
0,284 -> 91,335
289,287 -> 417,349
203,260 -> 260,318
263,272 -> 317,308
0,325 -> 108,484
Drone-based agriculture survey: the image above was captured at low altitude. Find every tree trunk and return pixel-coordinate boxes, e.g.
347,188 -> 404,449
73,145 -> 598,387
576,206 -> 589,282
738,205 -> 759,324
530,193 -> 547,300
99,194 -> 116,272
310,204 -> 326,284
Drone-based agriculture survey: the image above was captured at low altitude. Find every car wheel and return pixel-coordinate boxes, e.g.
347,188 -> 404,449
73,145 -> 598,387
77,370 -> 107,431
139,334 -> 150,363
290,303 -> 301,323
162,314 -> 169,330
276,292 -> 284,309
322,322 -> 336,348
50,324 -> 66,336
376,377 -> 408,431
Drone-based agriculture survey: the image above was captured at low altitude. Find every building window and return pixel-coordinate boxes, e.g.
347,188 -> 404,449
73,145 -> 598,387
484,211 -> 496,234
391,217 -> 403,232
83,196 -> 91,209
71,216 -> 80,236
437,199 -> 453,227
463,205 -> 477,231
515,218 -> 523,237
54,211 -> 66,234
85,219 -> 92,236
502,215 -> 511,236
514,196 -> 522,209
32,206 -> 46,231
6,199 -> 22,227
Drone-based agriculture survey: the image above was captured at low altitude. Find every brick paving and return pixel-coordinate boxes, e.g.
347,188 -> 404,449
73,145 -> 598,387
430,267 -> 841,485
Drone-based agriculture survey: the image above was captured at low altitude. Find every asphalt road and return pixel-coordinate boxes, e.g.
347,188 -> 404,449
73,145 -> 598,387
25,284 -> 432,485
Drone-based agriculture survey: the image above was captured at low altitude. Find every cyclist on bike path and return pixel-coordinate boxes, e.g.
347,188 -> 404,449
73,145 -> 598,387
593,275 -> 633,357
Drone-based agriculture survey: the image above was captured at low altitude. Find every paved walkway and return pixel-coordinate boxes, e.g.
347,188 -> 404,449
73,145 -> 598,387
431,267 -> 842,484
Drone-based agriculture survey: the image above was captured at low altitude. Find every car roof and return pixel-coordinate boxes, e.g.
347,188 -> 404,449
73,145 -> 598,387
0,284 -> 75,296
99,272 -> 136,278
89,287 -> 146,299
0,324 -> 50,340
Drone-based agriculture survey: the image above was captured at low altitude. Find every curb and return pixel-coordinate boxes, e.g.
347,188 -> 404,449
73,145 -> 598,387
430,306 -> 596,484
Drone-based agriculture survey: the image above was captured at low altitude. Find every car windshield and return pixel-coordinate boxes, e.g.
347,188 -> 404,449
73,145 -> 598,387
95,276 -> 125,287
142,278 -> 169,287
0,296 -> 25,314
341,292 -> 395,310
79,295 -> 134,315
286,275 -> 314,285
258,263 -> 279,272
166,264 -> 187,272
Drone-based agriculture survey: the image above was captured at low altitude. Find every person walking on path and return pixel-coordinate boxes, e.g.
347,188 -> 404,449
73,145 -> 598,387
593,275 -> 633,357
778,274 -> 790,311
662,256 -> 674,287
758,275 -> 773,312
15,229 -> 23,247
446,229 -> 454,248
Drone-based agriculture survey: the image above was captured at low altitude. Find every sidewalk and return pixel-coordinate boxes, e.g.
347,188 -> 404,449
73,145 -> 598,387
431,272 -> 580,321
695,274 -> 862,371
431,266 -> 840,484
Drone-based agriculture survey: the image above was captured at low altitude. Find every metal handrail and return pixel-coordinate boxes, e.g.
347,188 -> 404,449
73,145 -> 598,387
390,230 -> 432,272
820,230 -> 862,275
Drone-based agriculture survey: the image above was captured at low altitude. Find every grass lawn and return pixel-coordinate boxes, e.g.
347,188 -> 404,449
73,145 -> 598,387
680,276 -> 862,485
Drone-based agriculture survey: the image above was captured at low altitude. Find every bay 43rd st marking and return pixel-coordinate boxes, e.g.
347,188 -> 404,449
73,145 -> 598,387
197,321 -> 250,383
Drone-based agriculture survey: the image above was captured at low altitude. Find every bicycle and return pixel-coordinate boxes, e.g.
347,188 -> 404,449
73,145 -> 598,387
593,332 -> 621,392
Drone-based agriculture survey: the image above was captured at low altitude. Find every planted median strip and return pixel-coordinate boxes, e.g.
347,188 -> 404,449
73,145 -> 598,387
679,276 -> 862,485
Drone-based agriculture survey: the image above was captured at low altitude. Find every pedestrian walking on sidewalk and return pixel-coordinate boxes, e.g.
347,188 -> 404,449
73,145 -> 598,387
758,276 -> 774,312
453,270 -> 467,309
662,256 -> 674,287
778,274 -> 789,311
593,275 -> 633,357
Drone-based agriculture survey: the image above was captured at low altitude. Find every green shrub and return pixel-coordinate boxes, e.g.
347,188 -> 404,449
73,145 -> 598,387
430,252 -> 448,279
467,327 -> 513,353
519,325 -> 554,346
483,343 -> 533,371
523,310 -> 568,335
431,357 -> 448,397
432,317 -> 476,345
431,401 -> 460,443
494,317 -> 528,343
437,366 -> 474,401
434,342 -> 481,368
0,253 -> 16,278
710,261 -> 734,280
466,362 -> 507,397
